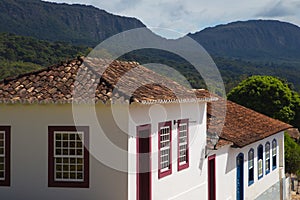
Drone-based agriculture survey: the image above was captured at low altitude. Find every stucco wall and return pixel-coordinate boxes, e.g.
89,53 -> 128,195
0,104 -> 128,200
128,102 -> 208,200
210,132 -> 284,200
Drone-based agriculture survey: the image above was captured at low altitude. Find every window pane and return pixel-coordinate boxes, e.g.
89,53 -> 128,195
258,159 -> 263,177
258,145 -> 263,178
178,121 -> 188,167
77,173 -> 83,179
160,124 -> 171,172
0,172 -> 4,179
54,131 -> 85,182
70,134 -> 76,140
55,149 -> 61,155
63,134 -> 68,140
56,164 -> 62,171
55,134 -> 61,140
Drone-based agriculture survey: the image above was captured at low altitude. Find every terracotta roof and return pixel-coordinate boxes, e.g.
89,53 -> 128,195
0,57 -> 214,104
207,95 -> 292,148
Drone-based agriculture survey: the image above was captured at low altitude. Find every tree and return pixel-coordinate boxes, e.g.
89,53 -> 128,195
227,75 -> 300,125
285,133 -> 300,174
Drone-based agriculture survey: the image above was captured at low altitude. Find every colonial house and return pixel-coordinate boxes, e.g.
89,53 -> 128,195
0,57 -> 291,200
205,96 -> 291,200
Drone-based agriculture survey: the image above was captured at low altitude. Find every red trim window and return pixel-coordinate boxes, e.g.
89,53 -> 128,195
177,119 -> 189,171
158,121 -> 172,178
0,126 -> 10,187
48,126 -> 89,188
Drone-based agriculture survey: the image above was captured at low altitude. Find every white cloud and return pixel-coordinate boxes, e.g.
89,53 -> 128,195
44,0 -> 300,38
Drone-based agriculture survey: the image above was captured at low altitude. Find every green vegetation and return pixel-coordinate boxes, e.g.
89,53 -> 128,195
0,32 -> 90,80
228,76 -> 300,127
285,133 -> 300,175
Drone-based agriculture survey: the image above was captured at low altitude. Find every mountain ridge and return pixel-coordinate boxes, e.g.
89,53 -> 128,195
0,0 -> 145,46
188,20 -> 300,63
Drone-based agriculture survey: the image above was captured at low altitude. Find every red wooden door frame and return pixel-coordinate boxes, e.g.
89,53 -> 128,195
208,155 -> 216,200
136,124 -> 152,200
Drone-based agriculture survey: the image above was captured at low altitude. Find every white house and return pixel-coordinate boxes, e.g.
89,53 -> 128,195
205,97 -> 292,200
0,57 -> 292,200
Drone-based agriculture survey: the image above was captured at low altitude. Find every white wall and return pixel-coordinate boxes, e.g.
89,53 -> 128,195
0,104 -> 129,200
128,102 -> 208,200
210,132 -> 284,200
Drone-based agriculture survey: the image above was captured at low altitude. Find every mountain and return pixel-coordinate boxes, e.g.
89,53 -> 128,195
0,0 -> 145,46
188,20 -> 300,64
188,20 -> 300,92
1,0 -> 300,92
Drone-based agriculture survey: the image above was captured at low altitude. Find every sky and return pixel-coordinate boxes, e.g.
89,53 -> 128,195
44,0 -> 300,39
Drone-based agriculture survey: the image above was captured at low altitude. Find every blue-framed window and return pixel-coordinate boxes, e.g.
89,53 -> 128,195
248,149 -> 254,186
265,142 -> 270,174
257,145 -> 263,180
272,139 -> 277,170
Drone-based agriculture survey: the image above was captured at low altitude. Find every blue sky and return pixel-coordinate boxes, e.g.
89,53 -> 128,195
44,0 -> 300,38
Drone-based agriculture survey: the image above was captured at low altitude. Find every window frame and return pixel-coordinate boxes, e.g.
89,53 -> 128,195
257,144 -> 264,180
177,119 -> 189,171
248,148 -> 254,186
272,139 -> 277,170
265,142 -> 270,175
48,126 -> 89,188
158,121 -> 172,179
0,126 -> 10,187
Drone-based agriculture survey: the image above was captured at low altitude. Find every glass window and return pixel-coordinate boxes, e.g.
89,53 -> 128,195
178,119 -> 189,171
272,139 -> 277,170
158,121 -> 172,178
265,142 -> 270,174
257,144 -> 263,179
48,126 -> 89,188
248,149 -> 254,185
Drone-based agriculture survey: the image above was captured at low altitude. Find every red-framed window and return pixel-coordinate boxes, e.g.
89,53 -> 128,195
0,126 -> 10,187
177,119 -> 189,171
158,121 -> 172,179
48,126 -> 89,188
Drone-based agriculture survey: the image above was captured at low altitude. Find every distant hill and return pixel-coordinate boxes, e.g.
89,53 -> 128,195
0,32 -> 90,80
187,20 -> 300,92
0,0 -> 145,46
189,20 -> 300,64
